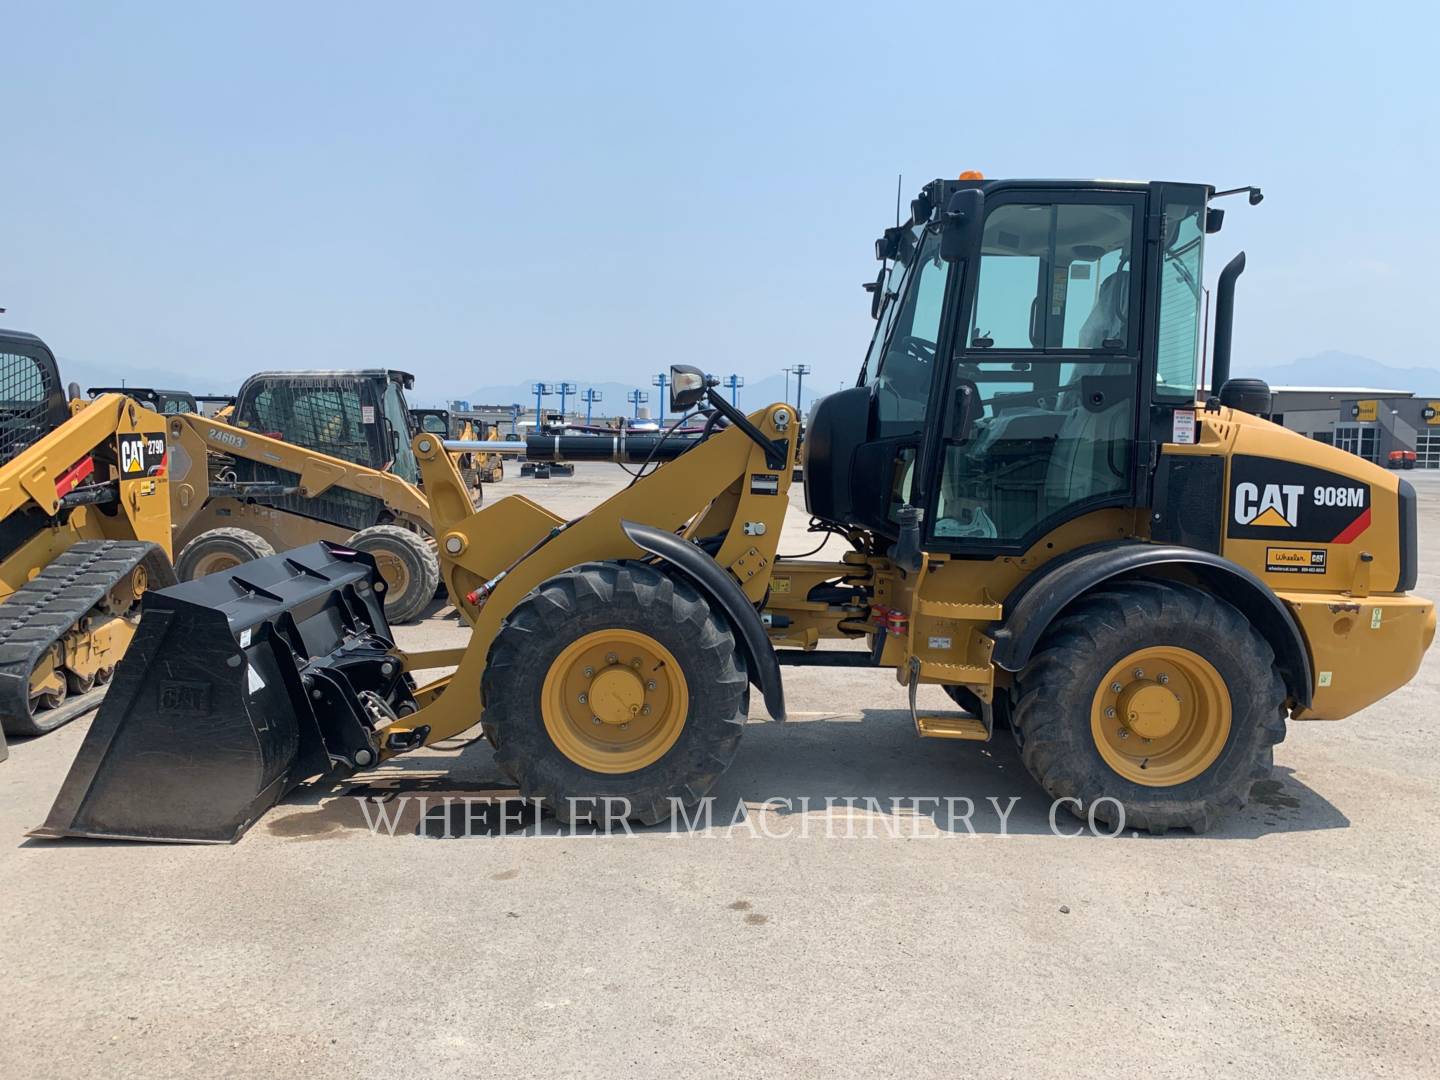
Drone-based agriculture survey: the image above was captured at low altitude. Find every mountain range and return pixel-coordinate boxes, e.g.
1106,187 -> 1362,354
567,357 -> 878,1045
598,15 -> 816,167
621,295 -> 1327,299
47,350 -> 1440,411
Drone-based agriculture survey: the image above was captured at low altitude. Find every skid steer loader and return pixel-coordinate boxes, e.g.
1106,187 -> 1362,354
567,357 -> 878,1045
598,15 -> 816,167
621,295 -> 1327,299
36,175 -> 1435,841
165,369 -> 443,623
0,330 -> 176,760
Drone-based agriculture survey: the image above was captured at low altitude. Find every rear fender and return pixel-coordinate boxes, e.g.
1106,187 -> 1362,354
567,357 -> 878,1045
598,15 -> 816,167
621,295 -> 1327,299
989,542 -> 1313,708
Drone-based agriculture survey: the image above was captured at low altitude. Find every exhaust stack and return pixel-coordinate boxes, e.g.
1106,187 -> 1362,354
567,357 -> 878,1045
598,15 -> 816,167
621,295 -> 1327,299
1210,251 -> 1246,394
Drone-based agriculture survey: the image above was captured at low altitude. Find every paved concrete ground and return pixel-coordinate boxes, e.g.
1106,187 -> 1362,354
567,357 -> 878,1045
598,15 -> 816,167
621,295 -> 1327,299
3,463 -> 1439,1079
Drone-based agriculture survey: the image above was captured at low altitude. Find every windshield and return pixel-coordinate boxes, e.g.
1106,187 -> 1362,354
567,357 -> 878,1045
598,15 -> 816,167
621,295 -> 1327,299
869,226 -> 951,437
858,225 -> 921,387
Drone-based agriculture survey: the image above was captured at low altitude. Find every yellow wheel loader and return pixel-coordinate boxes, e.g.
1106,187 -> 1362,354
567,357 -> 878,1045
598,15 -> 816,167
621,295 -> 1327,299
410,408 -> 503,497
0,330 -> 176,760
36,176 -> 1434,840
165,369 -> 443,623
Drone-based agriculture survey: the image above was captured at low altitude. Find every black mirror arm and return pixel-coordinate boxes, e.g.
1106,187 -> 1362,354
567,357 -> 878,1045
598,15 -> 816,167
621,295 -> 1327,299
705,388 -> 789,470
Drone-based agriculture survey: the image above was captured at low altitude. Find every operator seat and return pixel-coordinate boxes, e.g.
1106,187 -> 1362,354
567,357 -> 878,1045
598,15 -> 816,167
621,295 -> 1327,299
1044,375 -> 1130,507
1078,269 -> 1129,349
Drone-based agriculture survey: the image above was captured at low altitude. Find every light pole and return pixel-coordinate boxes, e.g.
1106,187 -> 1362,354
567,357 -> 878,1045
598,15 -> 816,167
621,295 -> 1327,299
509,403 -> 521,435
556,382 -> 577,421
724,374 -> 744,406
791,363 -> 811,413
627,389 -> 648,420
530,382 -> 552,427
652,372 -> 669,423
581,388 -> 603,426
782,366 -> 792,405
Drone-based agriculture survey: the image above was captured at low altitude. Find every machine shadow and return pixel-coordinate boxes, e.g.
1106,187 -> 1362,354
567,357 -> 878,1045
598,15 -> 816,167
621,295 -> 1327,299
261,707 -> 1350,842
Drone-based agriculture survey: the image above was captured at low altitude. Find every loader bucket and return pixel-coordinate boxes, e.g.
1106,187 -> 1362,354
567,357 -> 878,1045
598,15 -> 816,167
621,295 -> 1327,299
34,542 -> 404,843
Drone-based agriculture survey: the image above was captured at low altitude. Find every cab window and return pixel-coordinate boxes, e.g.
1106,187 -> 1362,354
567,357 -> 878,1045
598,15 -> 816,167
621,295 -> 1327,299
246,385 -> 369,465
872,226 -> 950,436
968,203 -> 1135,352
1154,198 -> 1205,401
382,384 -> 419,481
936,359 -> 1136,544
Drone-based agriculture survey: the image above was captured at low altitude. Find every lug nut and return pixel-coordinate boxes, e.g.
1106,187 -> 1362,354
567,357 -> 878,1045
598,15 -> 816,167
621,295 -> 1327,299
641,705 -> 651,715
605,653 -> 618,664
1133,668 -> 1144,679
1158,673 -> 1169,685
646,680 -> 656,691
1118,729 -> 1130,740
631,658 -> 642,669
583,667 -> 594,678
620,723 -> 629,730
578,692 -> 588,704
1105,706 -> 1116,718
591,716 -> 601,725
1110,681 -> 1123,693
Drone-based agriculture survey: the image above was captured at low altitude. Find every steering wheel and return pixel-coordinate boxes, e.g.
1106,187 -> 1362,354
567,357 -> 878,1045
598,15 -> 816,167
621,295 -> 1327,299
879,335 -> 937,400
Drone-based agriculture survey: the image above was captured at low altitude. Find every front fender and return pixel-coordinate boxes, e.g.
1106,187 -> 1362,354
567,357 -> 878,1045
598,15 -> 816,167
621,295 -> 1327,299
621,520 -> 786,721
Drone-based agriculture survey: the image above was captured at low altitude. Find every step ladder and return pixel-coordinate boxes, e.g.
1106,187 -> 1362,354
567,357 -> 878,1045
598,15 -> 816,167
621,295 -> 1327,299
908,657 -> 992,742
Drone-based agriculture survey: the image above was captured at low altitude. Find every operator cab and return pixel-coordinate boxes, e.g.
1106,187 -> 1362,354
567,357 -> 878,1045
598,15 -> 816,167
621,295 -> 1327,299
410,408 -> 452,437
807,176 -> 1215,553
232,369 -> 421,483
0,331 -> 67,467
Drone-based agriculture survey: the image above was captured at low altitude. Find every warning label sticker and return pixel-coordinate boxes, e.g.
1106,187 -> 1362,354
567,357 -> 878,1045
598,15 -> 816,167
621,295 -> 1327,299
1265,547 -> 1327,574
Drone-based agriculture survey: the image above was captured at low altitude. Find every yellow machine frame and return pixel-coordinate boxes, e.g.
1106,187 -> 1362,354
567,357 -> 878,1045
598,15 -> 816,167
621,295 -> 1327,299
376,399 -> 1433,758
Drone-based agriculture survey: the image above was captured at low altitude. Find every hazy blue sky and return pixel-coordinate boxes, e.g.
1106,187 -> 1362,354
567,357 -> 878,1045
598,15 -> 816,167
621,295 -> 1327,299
3,1 -> 1434,399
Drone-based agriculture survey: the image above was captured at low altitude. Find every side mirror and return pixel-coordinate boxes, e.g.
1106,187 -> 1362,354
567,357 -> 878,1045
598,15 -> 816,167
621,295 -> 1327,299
669,364 -> 711,412
940,188 -> 984,263
863,266 -> 886,319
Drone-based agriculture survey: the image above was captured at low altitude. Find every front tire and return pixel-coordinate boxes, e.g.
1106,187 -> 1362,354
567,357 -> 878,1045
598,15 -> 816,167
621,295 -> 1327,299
175,527 -> 276,581
1013,581 -> 1287,834
481,561 -> 748,825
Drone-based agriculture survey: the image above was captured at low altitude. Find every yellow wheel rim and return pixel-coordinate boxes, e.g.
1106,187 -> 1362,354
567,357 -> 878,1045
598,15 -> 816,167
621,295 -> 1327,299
541,629 -> 688,774
192,551 -> 244,578
371,550 -> 411,599
1090,646 -> 1231,786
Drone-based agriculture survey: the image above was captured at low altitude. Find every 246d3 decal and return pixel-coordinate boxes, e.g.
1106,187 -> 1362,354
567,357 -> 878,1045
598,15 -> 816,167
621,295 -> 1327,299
1227,455 -> 1370,543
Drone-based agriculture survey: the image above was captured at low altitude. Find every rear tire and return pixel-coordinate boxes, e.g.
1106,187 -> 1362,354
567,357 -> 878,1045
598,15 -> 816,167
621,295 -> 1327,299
175,527 -> 276,581
1013,581 -> 1287,834
347,524 -> 440,625
481,561 -> 748,826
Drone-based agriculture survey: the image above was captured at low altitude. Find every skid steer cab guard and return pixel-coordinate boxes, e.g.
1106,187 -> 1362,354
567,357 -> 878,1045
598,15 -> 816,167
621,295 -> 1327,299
36,543 -> 413,843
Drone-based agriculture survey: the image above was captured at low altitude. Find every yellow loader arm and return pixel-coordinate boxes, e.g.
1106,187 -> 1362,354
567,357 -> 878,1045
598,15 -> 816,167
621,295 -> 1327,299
380,403 -> 797,749
164,412 -> 433,536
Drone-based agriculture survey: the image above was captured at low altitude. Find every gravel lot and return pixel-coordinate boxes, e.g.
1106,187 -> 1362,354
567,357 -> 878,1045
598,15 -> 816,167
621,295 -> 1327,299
3,463 -> 1437,1079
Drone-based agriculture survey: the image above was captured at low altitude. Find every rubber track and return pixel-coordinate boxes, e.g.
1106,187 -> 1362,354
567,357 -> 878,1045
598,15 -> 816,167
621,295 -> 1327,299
0,540 -> 170,736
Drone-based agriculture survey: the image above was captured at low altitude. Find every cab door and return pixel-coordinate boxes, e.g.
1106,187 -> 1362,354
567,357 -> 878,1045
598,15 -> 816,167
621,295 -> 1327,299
924,190 -> 1147,553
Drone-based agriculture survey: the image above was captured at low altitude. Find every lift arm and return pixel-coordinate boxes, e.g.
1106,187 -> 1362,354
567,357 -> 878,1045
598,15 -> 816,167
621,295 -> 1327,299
164,412 -> 434,536
379,402 -> 799,750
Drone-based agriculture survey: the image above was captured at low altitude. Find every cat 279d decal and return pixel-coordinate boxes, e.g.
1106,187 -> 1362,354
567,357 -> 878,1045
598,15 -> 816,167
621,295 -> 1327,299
1227,454 -> 1370,542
